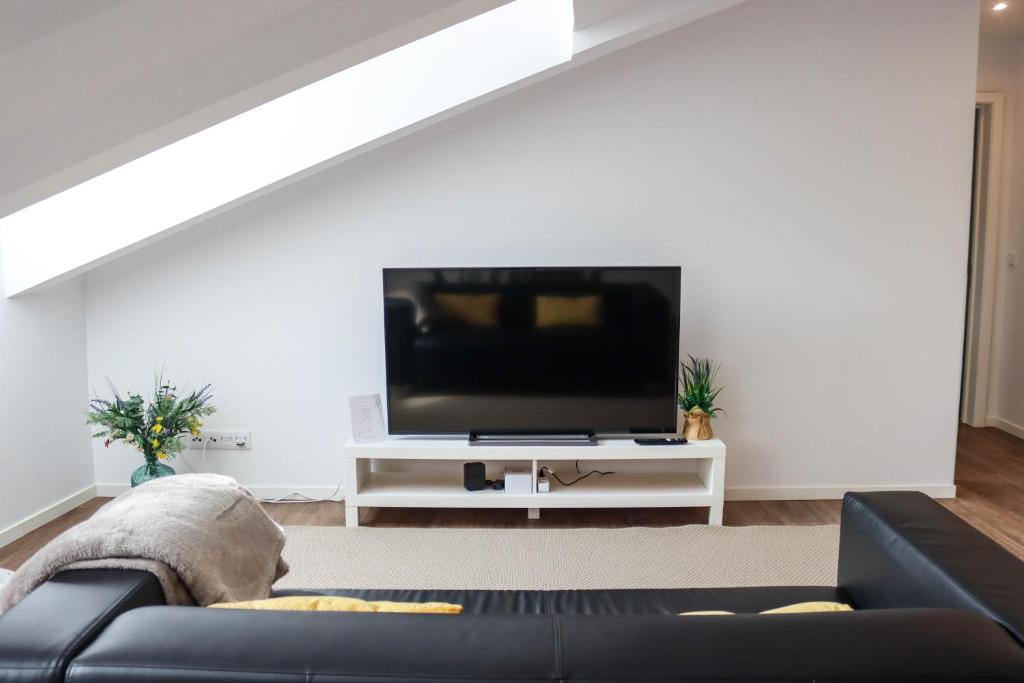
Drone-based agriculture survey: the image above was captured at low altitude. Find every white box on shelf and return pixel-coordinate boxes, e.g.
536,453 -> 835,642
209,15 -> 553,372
348,394 -> 385,443
505,466 -> 533,494
537,476 -> 550,493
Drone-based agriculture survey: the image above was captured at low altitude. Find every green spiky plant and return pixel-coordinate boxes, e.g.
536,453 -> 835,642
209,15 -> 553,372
677,355 -> 725,418
86,372 -> 216,486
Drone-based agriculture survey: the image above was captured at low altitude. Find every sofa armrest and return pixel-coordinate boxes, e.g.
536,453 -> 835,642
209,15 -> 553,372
837,491 -> 1024,642
0,569 -> 164,683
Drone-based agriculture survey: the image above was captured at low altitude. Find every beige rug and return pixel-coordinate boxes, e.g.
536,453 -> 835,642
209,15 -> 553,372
276,525 -> 840,590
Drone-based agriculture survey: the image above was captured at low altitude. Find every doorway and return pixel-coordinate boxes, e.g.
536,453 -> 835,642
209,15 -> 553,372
960,93 -> 1003,427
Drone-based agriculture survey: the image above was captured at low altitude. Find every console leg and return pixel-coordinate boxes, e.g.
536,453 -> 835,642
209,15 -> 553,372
709,504 -> 723,526
345,505 -> 360,528
527,507 -> 540,520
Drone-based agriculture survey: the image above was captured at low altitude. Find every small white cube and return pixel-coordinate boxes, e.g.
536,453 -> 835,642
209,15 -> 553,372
504,466 -> 533,494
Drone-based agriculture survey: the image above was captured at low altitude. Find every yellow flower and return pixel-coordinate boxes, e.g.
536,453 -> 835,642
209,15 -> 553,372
157,452 -> 168,460
151,424 -> 164,434
151,438 -> 160,448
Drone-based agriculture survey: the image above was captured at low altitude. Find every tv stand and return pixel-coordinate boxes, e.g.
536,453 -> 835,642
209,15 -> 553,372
468,432 -> 597,447
342,437 -> 725,527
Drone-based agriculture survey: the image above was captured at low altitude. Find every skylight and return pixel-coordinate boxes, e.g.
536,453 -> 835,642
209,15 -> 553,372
0,0 -> 574,296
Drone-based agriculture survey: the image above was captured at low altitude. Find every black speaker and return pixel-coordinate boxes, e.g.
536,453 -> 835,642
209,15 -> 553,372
463,462 -> 486,491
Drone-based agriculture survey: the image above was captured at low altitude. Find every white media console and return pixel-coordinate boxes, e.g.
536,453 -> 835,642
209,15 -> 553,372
343,437 -> 726,527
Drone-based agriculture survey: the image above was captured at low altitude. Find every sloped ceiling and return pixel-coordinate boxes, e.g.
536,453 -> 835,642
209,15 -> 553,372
0,0 -> 746,296
0,0 -> 500,214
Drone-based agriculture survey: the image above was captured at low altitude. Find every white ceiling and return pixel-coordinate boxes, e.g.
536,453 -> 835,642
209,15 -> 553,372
0,0 -> 501,212
1,0 -> 578,296
0,0 -> 735,216
1,0 -> 748,295
0,0 -> 122,51
4,0 -> 1002,220
979,0 -> 1024,38
573,0 -> 647,28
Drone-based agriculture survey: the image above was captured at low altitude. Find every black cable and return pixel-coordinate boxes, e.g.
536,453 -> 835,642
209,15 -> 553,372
540,465 -> 614,487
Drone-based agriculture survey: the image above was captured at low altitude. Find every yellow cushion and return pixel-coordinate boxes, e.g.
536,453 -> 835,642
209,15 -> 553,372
434,293 -> 499,327
370,600 -> 463,614
678,610 -> 735,616
679,602 -> 853,616
210,595 -> 462,614
760,601 -> 853,615
535,295 -> 602,327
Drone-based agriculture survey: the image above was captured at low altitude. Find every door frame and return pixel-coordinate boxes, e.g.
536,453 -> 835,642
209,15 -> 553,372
961,92 -> 1004,427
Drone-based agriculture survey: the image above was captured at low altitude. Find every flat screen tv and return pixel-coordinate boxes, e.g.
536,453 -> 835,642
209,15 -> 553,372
383,267 -> 681,436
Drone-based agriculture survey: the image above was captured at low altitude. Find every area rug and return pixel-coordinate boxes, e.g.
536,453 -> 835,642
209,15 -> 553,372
275,525 -> 840,590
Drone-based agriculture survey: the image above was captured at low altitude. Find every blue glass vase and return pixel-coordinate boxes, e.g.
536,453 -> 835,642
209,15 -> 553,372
130,459 -> 175,487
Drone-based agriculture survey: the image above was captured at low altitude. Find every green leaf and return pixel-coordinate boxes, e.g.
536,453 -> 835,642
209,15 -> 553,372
86,370 -> 216,457
676,355 -> 725,418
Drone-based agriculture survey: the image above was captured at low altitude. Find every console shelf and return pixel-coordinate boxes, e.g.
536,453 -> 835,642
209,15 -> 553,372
343,438 -> 726,526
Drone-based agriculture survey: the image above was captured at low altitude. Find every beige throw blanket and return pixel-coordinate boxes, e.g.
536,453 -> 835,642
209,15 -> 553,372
0,473 -> 288,614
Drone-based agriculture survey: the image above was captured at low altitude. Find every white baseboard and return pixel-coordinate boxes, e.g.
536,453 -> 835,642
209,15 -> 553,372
725,484 -> 957,501
93,483 -> 127,497
95,483 -> 344,502
100,481 -> 954,503
986,416 -> 1024,440
0,484 -> 97,549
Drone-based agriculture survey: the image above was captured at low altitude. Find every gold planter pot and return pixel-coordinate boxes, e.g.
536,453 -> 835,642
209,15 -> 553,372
682,407 -> 714,440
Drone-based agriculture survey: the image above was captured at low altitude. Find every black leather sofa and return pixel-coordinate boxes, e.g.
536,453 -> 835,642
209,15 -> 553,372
2,492 -> 1023,682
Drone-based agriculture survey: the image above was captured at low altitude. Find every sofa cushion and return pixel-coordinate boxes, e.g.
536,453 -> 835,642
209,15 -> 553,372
67,606 -> 562,683
760,600 -> 853,614
276,587 -> 548,614
211,595 -> 463,613
546,586 -> 848,615
680,600 -> 853,616
273,586 -> 849,615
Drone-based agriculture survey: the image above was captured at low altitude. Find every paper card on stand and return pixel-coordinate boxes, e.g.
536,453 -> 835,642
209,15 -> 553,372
349,394 -> 386,443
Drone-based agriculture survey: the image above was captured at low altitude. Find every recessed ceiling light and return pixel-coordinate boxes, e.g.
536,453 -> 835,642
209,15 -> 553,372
994,2 -> 1009,11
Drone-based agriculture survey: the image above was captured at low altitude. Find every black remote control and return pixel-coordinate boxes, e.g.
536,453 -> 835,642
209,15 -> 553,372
634,438 -> 688,445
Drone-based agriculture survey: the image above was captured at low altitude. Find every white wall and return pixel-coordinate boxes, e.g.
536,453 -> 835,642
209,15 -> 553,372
0,242 -> 93,541
977,33 -> 1024,436
85,0 -> 979,497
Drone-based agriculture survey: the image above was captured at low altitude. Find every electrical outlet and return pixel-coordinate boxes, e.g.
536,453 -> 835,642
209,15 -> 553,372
187,429 -> 252,451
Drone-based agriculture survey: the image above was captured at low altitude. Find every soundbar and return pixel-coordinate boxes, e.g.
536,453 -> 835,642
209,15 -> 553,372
468,432 -> 598,447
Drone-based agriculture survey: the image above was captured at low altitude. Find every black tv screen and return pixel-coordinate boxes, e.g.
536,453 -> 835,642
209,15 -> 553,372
383,267 -> 681,435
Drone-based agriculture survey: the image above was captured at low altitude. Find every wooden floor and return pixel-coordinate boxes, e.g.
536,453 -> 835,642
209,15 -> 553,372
1,425 -> 1022,569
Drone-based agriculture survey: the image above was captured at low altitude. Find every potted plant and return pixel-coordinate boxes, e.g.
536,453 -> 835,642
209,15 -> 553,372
677,355 -> 724,440
87,374 -> 216,487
